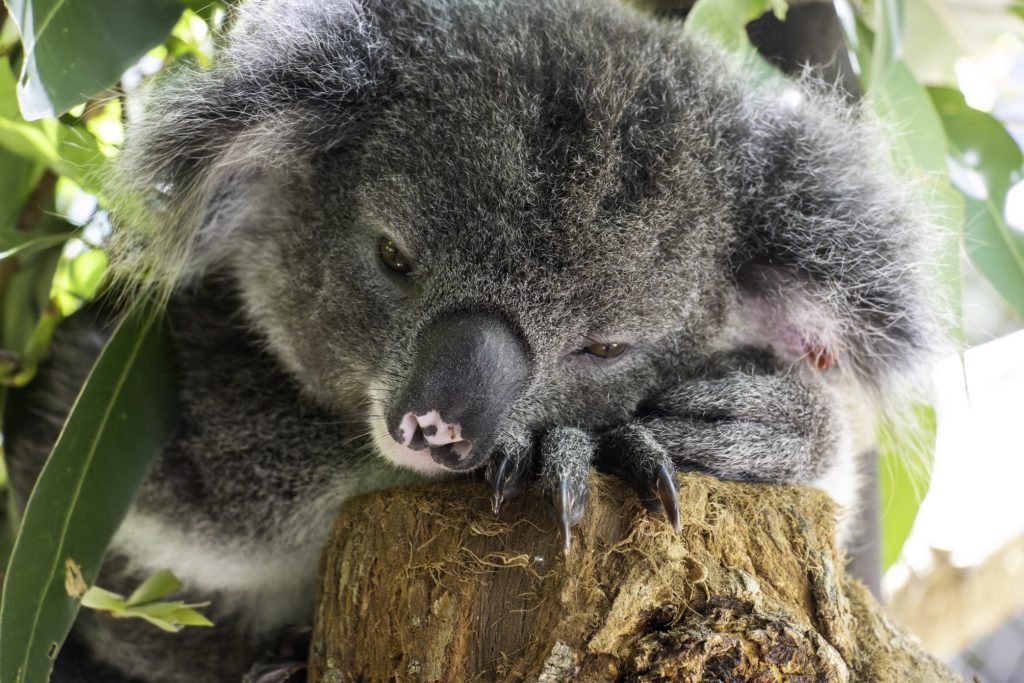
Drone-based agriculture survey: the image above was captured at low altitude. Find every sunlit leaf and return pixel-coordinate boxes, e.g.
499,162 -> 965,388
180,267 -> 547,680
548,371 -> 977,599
50,247 -> 107,317
79,586 -> 125,612
126,569 -> 181,607
0,57 -> 107,195
79,570 -> 212,634
0,301 -> 178,683
930,86 -> 1024,320
2,0 -> 183,119
878,404 -> 936,569
868,0 -> 905,88
684,0 -> 788,86
903,0 -> 1011,84
0,232 -> 77,261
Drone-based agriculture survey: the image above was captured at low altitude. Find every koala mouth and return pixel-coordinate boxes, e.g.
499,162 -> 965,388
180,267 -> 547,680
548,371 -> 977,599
369,414 -> 457,475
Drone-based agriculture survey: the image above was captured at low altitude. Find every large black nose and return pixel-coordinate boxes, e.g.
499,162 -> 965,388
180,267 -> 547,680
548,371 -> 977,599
387,312 -> 529,469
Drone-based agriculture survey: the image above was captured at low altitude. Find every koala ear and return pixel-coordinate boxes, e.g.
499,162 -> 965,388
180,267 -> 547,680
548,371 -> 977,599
108,0 -> 388,290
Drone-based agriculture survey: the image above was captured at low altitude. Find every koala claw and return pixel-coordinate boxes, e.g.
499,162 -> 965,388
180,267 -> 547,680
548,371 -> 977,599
486,435 -> 534,515
551,477 -> 584,554
540,427 -> 593,553
599,423 -> 680,533
655,463 -> 681,534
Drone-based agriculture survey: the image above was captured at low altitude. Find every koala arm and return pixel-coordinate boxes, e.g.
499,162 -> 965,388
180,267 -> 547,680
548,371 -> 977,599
489,349 -> 846,550
608,350 -> 841,486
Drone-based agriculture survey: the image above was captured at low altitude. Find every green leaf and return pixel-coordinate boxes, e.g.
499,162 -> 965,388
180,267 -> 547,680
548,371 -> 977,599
0,148 -> 44,235
165,606 -> 213,628
869,0 -> 905,89
878,404 -> 936,569
866,59 -> 964,338
77,570 -> 212,634
0,231 -> 76,261
929,86 -> 1024,320
79,586 -> 126,613
0,301 -> 178,683
50,247 -> 107,317
684,0 -> 788,86
868,60 -> 946,175
126,569 -> 181,607
2,0 -> 184,119
0,56 -> 107,195
0,239 -> 61,357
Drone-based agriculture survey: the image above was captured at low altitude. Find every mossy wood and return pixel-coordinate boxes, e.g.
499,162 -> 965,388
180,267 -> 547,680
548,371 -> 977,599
310,473 -> 958,681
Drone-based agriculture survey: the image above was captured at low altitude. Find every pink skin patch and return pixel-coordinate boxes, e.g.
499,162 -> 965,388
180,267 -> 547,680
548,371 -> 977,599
370,417 -> 449,475
397,410 -> 472,457
740,296 -> 838,372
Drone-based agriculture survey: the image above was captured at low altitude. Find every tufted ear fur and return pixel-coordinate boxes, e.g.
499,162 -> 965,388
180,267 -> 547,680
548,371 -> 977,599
725,85 -> 946,397
108,0 -> 391,291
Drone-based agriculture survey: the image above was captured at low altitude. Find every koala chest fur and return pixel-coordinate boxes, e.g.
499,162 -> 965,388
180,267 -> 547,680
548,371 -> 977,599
4,0 -> 939,681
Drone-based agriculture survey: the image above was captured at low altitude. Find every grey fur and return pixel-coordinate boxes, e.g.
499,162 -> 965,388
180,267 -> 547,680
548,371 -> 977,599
4,0 -> 940,680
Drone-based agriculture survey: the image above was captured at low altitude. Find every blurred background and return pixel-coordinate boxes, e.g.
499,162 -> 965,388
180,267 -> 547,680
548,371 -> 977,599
0,0 -> 1023,680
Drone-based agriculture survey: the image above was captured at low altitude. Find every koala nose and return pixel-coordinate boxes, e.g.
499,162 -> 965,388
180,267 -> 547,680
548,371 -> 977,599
387,312 -> 529,470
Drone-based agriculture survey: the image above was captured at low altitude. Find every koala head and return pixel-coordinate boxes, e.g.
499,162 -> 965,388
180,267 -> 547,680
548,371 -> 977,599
111,0 -> 786,475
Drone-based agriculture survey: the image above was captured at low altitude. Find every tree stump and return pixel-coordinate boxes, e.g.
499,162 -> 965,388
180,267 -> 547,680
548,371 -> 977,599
309,473 -> 960,681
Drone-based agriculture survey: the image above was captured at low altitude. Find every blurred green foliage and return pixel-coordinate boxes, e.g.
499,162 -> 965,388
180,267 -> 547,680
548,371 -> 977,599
0,0 -> 1021,679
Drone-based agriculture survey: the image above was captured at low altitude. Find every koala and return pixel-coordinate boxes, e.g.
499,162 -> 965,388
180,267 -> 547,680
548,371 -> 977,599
4,0 -> 939,680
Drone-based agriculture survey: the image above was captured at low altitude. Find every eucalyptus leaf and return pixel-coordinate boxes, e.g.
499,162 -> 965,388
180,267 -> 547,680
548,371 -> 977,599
79,586 -> 126,613
684,0 -> 788,86
878,404 -> 936,569
168,607 -> 214,627
0,241 -> 61,360
930,86 -> 1024,320
868,0 -> 905,89
0,301 -> 178,683
868,60 -> 946,175
78,569 -> 212,634
0,231 -> 76,261
126,569 -> 182,607
0,56 -> 106,195
685,0 -> 776,51
0,148 -> 44,235
3,0 -> 184,119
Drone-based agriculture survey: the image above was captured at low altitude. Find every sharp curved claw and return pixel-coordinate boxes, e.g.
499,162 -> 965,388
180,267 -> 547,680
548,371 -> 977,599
554,477 -> 573,555
656,464 -> 680,534
491,452 -> 511,515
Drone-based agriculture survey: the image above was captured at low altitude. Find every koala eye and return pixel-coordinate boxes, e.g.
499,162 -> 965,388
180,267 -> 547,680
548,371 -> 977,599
379,237 -> 413,275
582,342 -> 627,359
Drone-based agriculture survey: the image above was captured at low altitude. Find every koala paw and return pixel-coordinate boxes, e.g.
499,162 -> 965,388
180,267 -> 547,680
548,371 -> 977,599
599,423 -> 681,534
485,424 -> 680,553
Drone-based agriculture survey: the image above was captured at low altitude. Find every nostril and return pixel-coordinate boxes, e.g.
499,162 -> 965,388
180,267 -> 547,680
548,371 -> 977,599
397,413 -> 429,451
431,440 -> 474,468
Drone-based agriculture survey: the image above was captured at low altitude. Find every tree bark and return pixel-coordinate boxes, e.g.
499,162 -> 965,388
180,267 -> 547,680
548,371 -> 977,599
309,473 -> 960,682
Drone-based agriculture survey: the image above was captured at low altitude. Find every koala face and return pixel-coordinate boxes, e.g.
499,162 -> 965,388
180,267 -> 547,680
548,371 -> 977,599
222,49 -> 740,475
115,0 -> 798,477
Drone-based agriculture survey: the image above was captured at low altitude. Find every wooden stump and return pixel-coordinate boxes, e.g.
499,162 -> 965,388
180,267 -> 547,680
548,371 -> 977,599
309,473 -> 960,681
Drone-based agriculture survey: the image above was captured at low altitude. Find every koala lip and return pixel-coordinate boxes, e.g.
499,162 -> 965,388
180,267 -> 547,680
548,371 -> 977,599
370,414 -> 452,476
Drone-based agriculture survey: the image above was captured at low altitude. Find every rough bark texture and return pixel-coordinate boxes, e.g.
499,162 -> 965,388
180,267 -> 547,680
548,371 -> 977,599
309,473 -> 960,682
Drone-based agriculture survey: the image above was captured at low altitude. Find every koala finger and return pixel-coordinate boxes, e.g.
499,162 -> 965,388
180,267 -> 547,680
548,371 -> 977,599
598,423 -> 680,533
538,427 -> 595,554
486,427 -> 535,515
